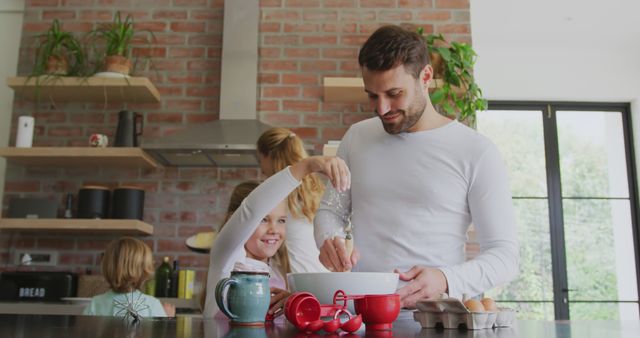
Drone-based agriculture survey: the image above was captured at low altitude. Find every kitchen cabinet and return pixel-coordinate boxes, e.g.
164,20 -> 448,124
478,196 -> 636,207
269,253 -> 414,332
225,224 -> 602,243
0,219 -> 153,235
6,76 -> 161,103
0,147 -> 160,170
323,77 -> 460,103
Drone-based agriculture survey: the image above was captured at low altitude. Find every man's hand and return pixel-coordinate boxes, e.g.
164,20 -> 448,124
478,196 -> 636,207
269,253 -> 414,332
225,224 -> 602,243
395,266 -> 448,308
319,236 -> 360,272
268,287 -> 290,317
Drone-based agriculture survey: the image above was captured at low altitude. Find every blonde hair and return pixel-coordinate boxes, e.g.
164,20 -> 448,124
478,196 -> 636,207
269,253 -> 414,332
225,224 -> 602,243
102,237 -> 154,293
257,127 -> 325,223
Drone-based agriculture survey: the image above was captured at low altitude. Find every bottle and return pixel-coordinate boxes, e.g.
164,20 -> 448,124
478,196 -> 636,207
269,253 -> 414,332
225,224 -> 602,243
169,259 -> 179,298
155,256 -> 172,298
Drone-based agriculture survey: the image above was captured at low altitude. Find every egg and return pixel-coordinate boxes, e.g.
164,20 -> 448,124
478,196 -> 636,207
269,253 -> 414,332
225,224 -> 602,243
463,299 -> 485,312
481,297 -> 498,311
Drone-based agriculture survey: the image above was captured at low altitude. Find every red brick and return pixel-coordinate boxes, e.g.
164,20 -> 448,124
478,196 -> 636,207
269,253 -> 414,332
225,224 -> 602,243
263,10 -> 300,21
342,112 -> 372,125
435,0 -> 469,9
180,211 -> 197,223
219,168 -> 260,180
321,127 -> 348,140
360,0 -> 396,6
180,195 -> 217,209
261,112 -> 301,125
115,10 -> 149,20
24,23 -> 53,33
340,35 -> 368,46
77,10 -> 111,20
42,10 -> 76,20
258,100 -> 279,111
186,87 -> 218,97
261,0 -> 283,6
400,0 -> 434,7
171,22 -> 205,33
161,181 -> 197,194
147,113 -> 183,123
132,47 -> 167,58
302,35 -> 337,45
157,239 -> 190,253
160,211 -> 178,223
264,35 -> 300,45
134,21 -> 167,32
169,47 -> 205,58
302,87 -> 323,99
203,99 -> 220,111
37,238 -> 75,250
304,112 -> 340,125
260,22 -> 281,33
60,253 -> 94,265
77,240 -> 111,251
379,10 -> 413,21
300,60 -> 336,72
302,10 -> 338,21
187,60 -> 220,71
191,10 -> 223,20
185,114 -> 216,123
290,127 -> 318,140
262,86 -> 299,98
63,22 -> 94,33
156,86 -> 184,96
416,11 -> 451,21
323,0 -> 355,6
14,238 -> 37,249
153,10 -> 188,20
283,23 -> 319,33
435,24 -> 471,34
282,74 -> 317,85
32,112 -> 66,123
152,60 -> 187,71
178,168 -> 218,180
174,0 -> 207,5
27,0 -> 59,6
260,60 -> 297,72
322,23 -> 357,34
259,73 -> 280,85
285,48 -> 319,58
69,113 -> 105,124
177,225 -> 215,237
176,254 -> 209,268
48,126 -> 83,137
188,34 -> 222,46
322,48 -> 358,59
44,180 -> 78,192
283,100 -> 319,113
285,0 -> 319,7
167,75 -> 203,85
145,195 -> 179,209
165,99 -> 202,111
341,10 -> 376,21
154,34 -> 186,45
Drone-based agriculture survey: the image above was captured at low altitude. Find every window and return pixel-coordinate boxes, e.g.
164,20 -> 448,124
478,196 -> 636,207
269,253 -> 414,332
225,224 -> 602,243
477,102 -> 640,320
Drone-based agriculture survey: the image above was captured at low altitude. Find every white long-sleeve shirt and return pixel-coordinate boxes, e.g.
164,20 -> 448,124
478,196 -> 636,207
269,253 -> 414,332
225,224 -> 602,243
286,214 -> 330,273
203,167 -> 300,318
314,118 -> 519,299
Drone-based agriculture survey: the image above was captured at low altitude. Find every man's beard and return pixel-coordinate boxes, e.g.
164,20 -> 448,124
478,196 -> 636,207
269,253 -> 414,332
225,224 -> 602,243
379,89 -> 427,134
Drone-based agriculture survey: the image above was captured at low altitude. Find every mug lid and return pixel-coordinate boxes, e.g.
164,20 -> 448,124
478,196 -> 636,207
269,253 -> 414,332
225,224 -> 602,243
80,185 -> 110,190
230,271 -> 270,276
115,185 -> 145,191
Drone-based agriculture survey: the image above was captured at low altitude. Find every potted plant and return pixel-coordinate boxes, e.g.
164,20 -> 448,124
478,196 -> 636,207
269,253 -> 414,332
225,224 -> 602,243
90,12 -> 154,76
33,19 -> 85,76
418,28 -> 488,125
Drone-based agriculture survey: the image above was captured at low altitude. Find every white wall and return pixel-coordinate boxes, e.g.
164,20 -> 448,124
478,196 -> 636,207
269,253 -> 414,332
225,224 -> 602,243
0,0 -> 25,202
470,0 -> 640,320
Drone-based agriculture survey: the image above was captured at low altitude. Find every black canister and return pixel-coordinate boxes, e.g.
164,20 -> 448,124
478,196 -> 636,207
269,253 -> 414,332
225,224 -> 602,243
77,186 -> 110,219
111,186 -> 145,220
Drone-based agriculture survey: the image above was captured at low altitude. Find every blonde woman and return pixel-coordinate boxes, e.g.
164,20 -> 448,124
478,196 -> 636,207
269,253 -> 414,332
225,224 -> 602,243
83,237 -> 174,317
257,127 -> 329,273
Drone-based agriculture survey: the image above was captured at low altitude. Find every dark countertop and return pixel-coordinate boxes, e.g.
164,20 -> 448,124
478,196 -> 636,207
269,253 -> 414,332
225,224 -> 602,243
1,314 -> 639,338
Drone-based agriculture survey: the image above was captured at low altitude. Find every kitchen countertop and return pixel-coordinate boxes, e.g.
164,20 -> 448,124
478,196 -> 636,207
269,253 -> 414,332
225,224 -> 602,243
0,314 -> 639,338
0,297 -> 200,315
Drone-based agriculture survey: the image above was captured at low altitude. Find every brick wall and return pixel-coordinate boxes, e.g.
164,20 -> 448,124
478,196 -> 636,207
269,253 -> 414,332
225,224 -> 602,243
1,0 -> 472,291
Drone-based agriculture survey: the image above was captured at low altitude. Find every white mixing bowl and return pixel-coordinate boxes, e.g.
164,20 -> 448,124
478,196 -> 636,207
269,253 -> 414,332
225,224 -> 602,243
287,272 -> 399,307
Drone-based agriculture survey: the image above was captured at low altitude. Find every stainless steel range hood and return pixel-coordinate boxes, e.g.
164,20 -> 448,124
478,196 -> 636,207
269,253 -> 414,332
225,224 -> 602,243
143,0 -> 269,167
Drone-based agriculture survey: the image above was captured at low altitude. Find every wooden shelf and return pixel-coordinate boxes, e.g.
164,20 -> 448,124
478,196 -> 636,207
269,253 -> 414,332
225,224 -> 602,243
0,218 -> 154,235
7,76 -> 161,103
323,77 -> 459,103
0,147 -> 160,170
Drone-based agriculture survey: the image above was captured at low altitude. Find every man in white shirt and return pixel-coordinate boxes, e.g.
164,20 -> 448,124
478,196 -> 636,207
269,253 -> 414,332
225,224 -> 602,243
314,25 -> 519,308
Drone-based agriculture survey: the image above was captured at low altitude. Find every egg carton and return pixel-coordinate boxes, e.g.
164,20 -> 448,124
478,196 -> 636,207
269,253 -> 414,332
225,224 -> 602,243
414,298 -> 516,330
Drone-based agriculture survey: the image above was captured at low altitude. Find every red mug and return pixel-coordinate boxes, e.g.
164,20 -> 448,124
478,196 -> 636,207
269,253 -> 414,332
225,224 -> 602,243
353,294 -> 400,331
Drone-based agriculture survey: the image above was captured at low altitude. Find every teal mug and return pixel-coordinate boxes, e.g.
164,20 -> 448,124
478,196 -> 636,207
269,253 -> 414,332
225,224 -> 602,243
215,271 -> 271,325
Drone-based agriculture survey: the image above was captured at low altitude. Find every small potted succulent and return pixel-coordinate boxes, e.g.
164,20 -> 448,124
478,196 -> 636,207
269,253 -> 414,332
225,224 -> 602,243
90,12 -> 155,76
418,28 -> 488,125
33,19 -> 84,76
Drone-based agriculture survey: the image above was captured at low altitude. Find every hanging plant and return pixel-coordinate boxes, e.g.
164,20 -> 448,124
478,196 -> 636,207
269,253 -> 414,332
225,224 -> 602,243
418,28 -> 488,125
